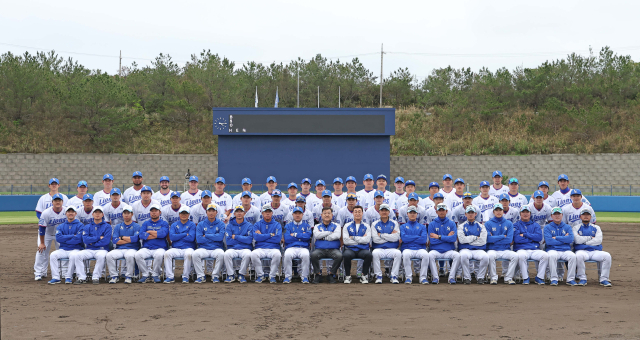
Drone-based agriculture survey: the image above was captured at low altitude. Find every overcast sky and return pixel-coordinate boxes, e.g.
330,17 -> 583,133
2,0 -> 639,80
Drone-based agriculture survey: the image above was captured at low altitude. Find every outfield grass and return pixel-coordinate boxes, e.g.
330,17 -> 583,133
0,211 -> 39,225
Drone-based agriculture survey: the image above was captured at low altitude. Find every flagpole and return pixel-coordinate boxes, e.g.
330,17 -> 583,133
339,86 -> 341,108
317,86 -> 319,108
255,86 -> 258,108
297,64 -> 300,108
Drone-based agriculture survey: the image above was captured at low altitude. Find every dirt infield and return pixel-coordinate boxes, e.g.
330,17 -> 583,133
1,223 -> 639,340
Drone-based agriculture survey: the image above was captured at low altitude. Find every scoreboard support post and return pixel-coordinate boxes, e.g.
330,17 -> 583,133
213,108 -> 395,187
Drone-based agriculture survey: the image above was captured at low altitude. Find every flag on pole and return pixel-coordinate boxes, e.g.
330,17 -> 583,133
255,87 -> 258,108
275,87 -> 279,108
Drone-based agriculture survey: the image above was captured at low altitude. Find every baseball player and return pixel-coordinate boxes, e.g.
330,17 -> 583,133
164,206 -> 196,284
397,193 -> 428,225
562,189 -> 596,227
506,178 -> 528,210
73,206 -> 111,284
356,174 -> 376,210
363,190 -> 398,226
211,177 -> 233,221
239,191 -> 261,225
132,186 -> 160,224
311,207 -> 343,284
307,179 -> 326,210
371,204 -> 401,284
483,193 -> 520,224
67,180 -> 88,209
439,174 -> 455,200
528,181 -> 557,207
134,203 -> 170,283
419,182 -> 441,210
472,181 -> 499,217
400,205 -> 430,285
93,174 -> 115,207
282,183 -> 299,213
332,177 -> 347,207
552,174 -> 591,208
151,176 -> 174,207
123,171 -> 148,205
193,204 -> 226,283
392,177 -> 406,204
513,205 -> 548,285
427,203 -> 460,284
76,194 -> 96,225
161,192 -> 184,226
261,189 -> 289,226
299,178 -> 314,201
484,203 -> 518,285
284,195 -> 314,227
312,189 -> 339,224
572,209 -> 612,287
342,205 -> 372,284
251,205 -> 283,283
395,179 -> 420,209
181,175 -> 203,208
528,190 -> 553,228
106,204 -> 140,284
424,193 -> 451,225
34,193 -> 68,281
232,178 -> 261,208
451,192 -> 481,224
103,188 -> 125,228
336,193 -> 359,227
259,176 -> 278,207
223,206 -> 254,283
47,206 -> 84,285
190,190 -> 214,225
544,207 -> 578,286
457,206 -> 489,284
489,170 -> 508,197
36,178 -> 69,218
446,178 -> 466,211
344,176 -> 361,203
283,207 -> 313,284
368,174 -> 397,214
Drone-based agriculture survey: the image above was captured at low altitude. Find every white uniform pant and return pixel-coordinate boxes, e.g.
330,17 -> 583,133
487,250 -> 517,281
283,248 -> 310,279
164,248 -> 194,279
428,250 -> 460,280
74,249 -> 108,280
372,248 -> 401,277
516,249 -> 548,280
49,249 -> 80,280
459,249 -> 489,280
251,249 -> 282,279
402,249 -> 430,280
547,250 -> 576,281
34,233 -> 59,276
192,248 -> 225,278
576,250 -> 611,282
135,248 -> 166,277
106,249 -> 137,278
224,249 -> 252,276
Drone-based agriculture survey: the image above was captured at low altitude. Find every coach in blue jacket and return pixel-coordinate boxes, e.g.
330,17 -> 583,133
223,206 -> 254,283
513,206 -> 548,285
283,207 -> 313,284
311,207 -> 343,284
251,205 -> 283,284
134,204 -> 170,283
427,203 -> 460,284
106,205 -> 141,284
485,203 -> 518,285
544,207 -> 577,286
48,206 -> 84,284
74,206 -> 111,284
193,204 -> 226,283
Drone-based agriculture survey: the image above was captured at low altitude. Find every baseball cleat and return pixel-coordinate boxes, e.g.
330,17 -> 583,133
535,277 -> 545,285
490,279 -> 497,285
212,277 -> 220,283
405,278 -> 412,284
194,277 -> 204,284
138,276 -> 149,283
48,279 -> 61,285
477,279 -> 485,285
92,279 -> 100,285
254,275 -> 265,283
463,279 -> 471,284
343,276 -> 352,284
238,275 -> 247,283
550,280 -> 558,286
421,279 -> 429,285
152,276 -> 161,283
522,278 -> 530,285
269,277 -> 277,284
577,279 -> 587,286
390,276 -> 399,284
328,275 -> 337,284
74,279 -> 86,285
566,280 -> 577,286
283,278 -> 291,284
224,275 -> 235,283
431,278 -> 439,284
448,279 -> 456,285
600,280 -> 612,287
375,275 -> 383,284
360,276 -> 369,284
506,279 -> 516,285
35,275 -> 42,281
302,277 -> 310,284
109,277 -> 118,284
124,277 -> 132,284
65,278 -> 73,284
163,278 -> 174,284
182,277 -> 189,284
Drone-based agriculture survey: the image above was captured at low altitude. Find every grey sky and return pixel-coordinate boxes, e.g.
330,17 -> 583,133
2,0 -> 639,80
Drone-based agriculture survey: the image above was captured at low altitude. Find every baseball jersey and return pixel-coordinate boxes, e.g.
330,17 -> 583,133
438,188 -> 456,201
93,189 -> 113,207
419,196 -> 436,211
367,190 -> 397,212
306,194 -> 323,210
281,197 -> 298,214
38,207 -> 68,236
123,186 -> 151,205
489,185 -> 509,198
161,204 -> 184,226
528,195 -> 558,207
483,207 -> 520,224
242,205 -> 261,226
397,205 -> 429,225
551,190 -> 592,208
35,193 -> 69,215
451,204 -> 482,224
312,204 -> 339,224
356,189 -> 375,210
424,207 -> 453,225
332,192 -> 347,208
103,201 -> 125,226
260,203 -> 290,226
132,199 -> 160,224
391,192 -> 405,207
67,195 -> 84,209
212,192 -> 233,214
284,208 -> 315,227
180,190 -> 203,208
232,192 -> 261,209
335,206 -> 357,227
562,203 -> 596,227
528,202 -> 553,227
259,191 -> 275,207
472,195 -> 499,216
152,190 -> 175,207
507,193 -> 528,210
447,193 -> 465,212
363,206 -> 398,226
76,207 -> 95,225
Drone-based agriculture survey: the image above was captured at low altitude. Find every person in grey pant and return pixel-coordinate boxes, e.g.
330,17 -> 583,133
311,207 -> 343,284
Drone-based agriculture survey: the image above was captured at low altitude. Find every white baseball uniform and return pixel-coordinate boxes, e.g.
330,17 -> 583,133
67,195 -> 84,209
552,190 -> 591,208
242,205 -> 261,226
528,195 -> 557,207
232,192 -> 261,209
312,204 -> 339,224
180,190 -> 203,208
76,207 -> 95,225
132,200 -> 160,224
528,202 -> 553,227
261,203 -> 290,226
356,189 -> 375,210
152,190 -> 175,207
472,195 -> 499,216
562,203 -> 596,227
483,207 -> 520,224
438,188 -> 456,201
161,204 -> 184,226
35,193 -> 69,216
424,207 -> 452,225
363,206 -> 398,226
451,204 -> 482,224
103,201 -> 125,227
123,186 -> 151,205
489,185 -> 509,198
397,205 -> 429,225
332,192 -> 347,208
507,193 -> 528,210
34,207 -> 68,277
93,190 -> 112,207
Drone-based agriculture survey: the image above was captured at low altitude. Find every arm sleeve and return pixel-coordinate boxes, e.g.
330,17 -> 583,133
401,225 -> 420,243
211,223 -> 226,242
267,223 -> 282,245
543,226 -> 561,246
586,225 -> 603,246
354,224 -> 371,245
129,225 -> 141,243
342,224 -> 356,246
325,225 -> 342,241
474,224 -> 488,246
253,223 -> 270,242
155,223 -> 170,239
82,226 -> 100,244
556,225 -> 574,244
139,223 -> 150,240
111,225 -> 121,244
381,223 -> 401,242
95,226 -> 112,247
56,227 -> 73,243
196,223 -> 207,244
440,223 -> 457,243
524,223 -> 543,242
572,225 -> 590,244
283,224 -> 297,244
456,223 -> 474,244
185,223 -> 197,242
313,227 -> 331,240
170,224 -> 187,242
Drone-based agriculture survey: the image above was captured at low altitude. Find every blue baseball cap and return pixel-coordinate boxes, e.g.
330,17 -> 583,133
141,185 -> 152,193
215,177 -> 225,184
82,193 -> 93,201
170,191 -> 180,198
110,188 -> 121,195
315,179 -> 326,187
266,176 -> 277,183
374,190 -> 384,198
429,182 -> 440,189
376,174 -> 387,181
77,180 -> 87,187
132,171 -> 142,178
241,178 -> 252,185
189,175 -> 199,182
288,182 -> 298,189
408,192 -> 419,201
363,174 -> 374,181
462,192 -> 473,199
493,170 -> 503,178
509,178 -> 519,184
201,190 -> 212,198
346,176 -> 357,183
103,174 -> 114,181
271,189 -> 282,197
498,193 -> 511,201
570,189 -> 582,196
433,193 -> 444,199
293,206 -> 304,213
295,195 -> 306,202
533,190 -> 544,198
333,177 -> 344,184
454,178 -> 465,184
52,193 -> 64,200
240,191 -> 250,198
322,189 -> 332,197
405,180 -> 416,186
538,181 -> 550,188
395,176 -> 405,183
159,176 -> 170,183
480,181 -> 490,187
301,178 -> 312,184
442,174 -> 453,181
558,174 -> 569,181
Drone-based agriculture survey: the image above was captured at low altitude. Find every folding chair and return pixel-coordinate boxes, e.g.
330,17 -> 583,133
223,257 -> 253,280
514,259 -> 540,283
171,257 -> 196,281
584,259 -> 602,282
316,258 -> 344,281
402,258 -> 423,281
58,257 -> 70,280
83,258 -> 108,281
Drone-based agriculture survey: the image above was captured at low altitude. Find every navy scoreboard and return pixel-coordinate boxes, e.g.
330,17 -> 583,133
213,108 -> 395,186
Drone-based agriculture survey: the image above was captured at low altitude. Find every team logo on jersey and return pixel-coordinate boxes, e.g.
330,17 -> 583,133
204,228 -> 207,231
492,228 -> 496,232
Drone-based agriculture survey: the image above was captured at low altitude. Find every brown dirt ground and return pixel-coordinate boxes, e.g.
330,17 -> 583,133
1,223 -> 639,340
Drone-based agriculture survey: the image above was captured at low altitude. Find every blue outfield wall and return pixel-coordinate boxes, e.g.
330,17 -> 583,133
2,194 -> 639,212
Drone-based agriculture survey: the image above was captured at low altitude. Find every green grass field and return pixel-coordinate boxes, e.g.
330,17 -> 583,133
0,211 -> 639,225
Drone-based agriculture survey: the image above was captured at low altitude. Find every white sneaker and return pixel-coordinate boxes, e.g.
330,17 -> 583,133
375,275 -> 383,284
35,275 -> 42,281
390,277 -> 399,284
344,276 -> 352,284
360,276 -> 368,284
124,278 -> 132,284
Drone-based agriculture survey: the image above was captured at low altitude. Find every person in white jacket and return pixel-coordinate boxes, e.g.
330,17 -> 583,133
572,209 -> 612,287
342,206 -> 372,284
457,206 -> 489,284
310,207 -> 343,284
371,204 -> 401,284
